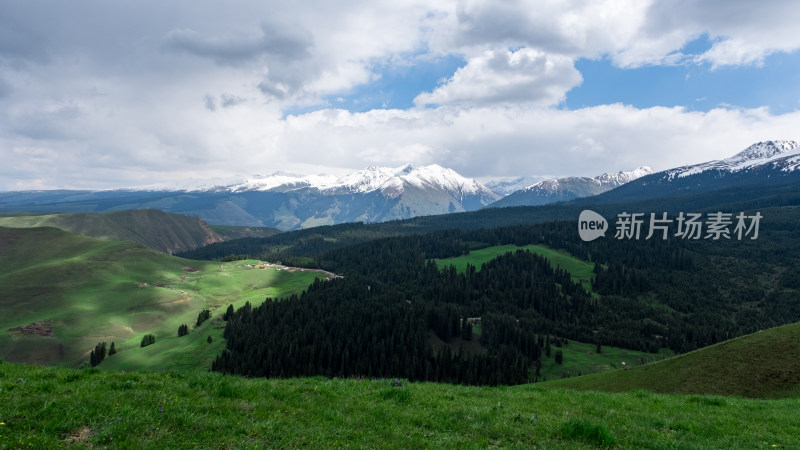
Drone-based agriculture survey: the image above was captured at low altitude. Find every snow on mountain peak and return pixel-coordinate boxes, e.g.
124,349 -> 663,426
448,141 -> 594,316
276,163 -> 494,199
522,166 -> 653,192
674,140 -> 800,178
731,140 -> 799,162
594,166 -> 654,185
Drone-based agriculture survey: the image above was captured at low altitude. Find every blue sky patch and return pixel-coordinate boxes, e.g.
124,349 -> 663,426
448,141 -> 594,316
566,49 -> 800,113
284,54 -> 466,117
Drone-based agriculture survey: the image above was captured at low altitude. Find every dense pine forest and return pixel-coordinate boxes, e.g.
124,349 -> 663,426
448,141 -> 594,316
212,205 -> 800,385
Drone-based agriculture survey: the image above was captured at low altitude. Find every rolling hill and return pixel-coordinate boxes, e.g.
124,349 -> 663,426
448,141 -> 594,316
544,321 -> 800,399
0,226 -> 326,368
0,209 -> 280,254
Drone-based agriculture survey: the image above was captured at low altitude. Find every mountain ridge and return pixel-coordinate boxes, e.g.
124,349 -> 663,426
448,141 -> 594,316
0,164 -> 501,230
592,140 -> 800,204
0,210 -> 280,254
490,166 -> 654,208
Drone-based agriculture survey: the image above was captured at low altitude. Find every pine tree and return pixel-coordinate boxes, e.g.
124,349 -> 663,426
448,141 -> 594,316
207,335 -> 213,343
223,304 -> 234,321
178,324 -> 189,337
141,334 -> 155,347
196,309 -> 211,328
555,349 -> 563,365
89,342 -> 107,366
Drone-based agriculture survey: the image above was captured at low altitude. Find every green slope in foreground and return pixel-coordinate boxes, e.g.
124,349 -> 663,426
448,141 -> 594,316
0,226 -> 326,369
0,362 -> 798,448
544,321 -> 800,399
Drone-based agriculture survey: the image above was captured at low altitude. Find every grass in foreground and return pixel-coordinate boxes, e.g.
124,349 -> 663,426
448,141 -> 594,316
0,361 -> 797,449
434,244 -> 595,292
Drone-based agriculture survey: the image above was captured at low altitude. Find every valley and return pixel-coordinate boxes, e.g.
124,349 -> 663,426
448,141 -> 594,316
4,1 -> 800,446
0,226 -> 327,369
2,140 -> 800,447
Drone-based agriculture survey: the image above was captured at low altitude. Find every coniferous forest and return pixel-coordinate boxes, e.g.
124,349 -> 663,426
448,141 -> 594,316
212,205 -> 800,385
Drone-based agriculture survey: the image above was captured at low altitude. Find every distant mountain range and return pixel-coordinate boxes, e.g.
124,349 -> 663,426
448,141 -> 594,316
593,140 -> 800,204
489,166 -> 654,208
1,141 -> 796,230
481,176 -> 546,197
0,164 -> 500,230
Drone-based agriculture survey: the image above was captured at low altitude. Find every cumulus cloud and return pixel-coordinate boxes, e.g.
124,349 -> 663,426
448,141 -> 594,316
635,0 -> 800,68
0,0 -> 799,190
277,104 -> 800,179
414,48 -> 581,107
438,0 -> 800,69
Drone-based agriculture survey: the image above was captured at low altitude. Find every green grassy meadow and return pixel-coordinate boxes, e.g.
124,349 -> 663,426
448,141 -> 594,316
0,361 -> 797,449
544,321 -> 800,399
0,226 -> 326,370
538,340 -> 672,382
434,244 -> 596,292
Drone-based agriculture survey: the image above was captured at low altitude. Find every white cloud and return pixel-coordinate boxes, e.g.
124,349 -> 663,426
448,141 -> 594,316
274,104 -> 800,180
414,48 -> 581,107
638,0 -> 800,68
0,0 -> 799,190
695,39 -> 773,69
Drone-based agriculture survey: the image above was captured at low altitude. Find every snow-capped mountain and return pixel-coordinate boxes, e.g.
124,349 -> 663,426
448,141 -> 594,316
0,164 -> 500,230
490,166 -> 653,208
595,140 -> 800,204
668,140 -> 800,178
482,176 -> 546,197
208,164 -> 497,200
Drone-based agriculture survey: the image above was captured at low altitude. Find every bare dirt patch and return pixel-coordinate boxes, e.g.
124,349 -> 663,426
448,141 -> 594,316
183,266 -> 200,273
62,426 -> 93,447
8,320 -> 54,337
169,291 -> 192,304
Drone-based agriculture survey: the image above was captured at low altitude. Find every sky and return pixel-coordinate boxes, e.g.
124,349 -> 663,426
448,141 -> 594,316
1,0 -> 800,190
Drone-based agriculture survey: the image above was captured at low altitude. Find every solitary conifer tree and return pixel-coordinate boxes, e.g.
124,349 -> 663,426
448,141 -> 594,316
223,304 -> 234,321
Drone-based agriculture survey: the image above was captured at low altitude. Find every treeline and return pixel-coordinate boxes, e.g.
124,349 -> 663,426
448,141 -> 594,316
213,250 -> 592,385
178,182 -> 800,264
212,205 -> 800,384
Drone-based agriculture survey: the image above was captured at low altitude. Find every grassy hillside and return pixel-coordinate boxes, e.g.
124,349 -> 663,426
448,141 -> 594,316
434,244 -> 596,292
544,321 -> 800,399
0,210 -> 281,254
207,224 -> 281,241
0,210 -> 225,254
0,362 -> 798,448
0,226 -> 326,369
538,339 -> 672,382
